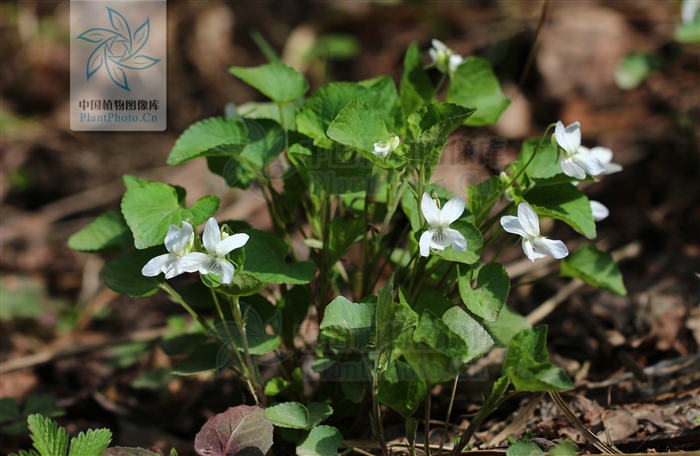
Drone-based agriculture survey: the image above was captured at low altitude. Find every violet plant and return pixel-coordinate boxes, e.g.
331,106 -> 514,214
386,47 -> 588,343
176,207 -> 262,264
68,38 -> 627,455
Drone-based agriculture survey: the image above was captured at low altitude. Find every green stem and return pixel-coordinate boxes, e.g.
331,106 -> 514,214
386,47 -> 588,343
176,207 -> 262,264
159,283 -> 211,333
361,164 -> 374,296
229,295 -> 265,405
449,390 -> 515,456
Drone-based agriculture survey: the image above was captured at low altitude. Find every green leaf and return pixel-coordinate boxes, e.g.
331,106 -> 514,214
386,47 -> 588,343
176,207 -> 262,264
171,343 -> 220,376
296,81 -> 405,147
278,285 -> 311,344
525,183 -> 596,239
504,326 -> 574,392
675,19 -> 700,43
506,441 -> 544,456
446,57 -> 511,126
400,42 -> 435,116
358,76 -> 406,135
236,99 -> 303,129
377,359 -> 427,418
241,229 -> 317,284
375,275 -> 418,354
167,117 -> 249,166
561,245 -> 626,296
103,247 -> 165,297
404,102 -> 474,167
510,139 -> 561,180
27,414 -> 69,456
614,52 -> 660,90
458,263 -> 509,322
264,402 -> 309,429
327,100 -> 399,169
67,429 -> 112,456
121,176 -> 220,249
306,403 -> 333,427
296,426 -> 343,456
325,217 -> 366,266
209,118 -> 286,189
229,62 -> 309,103
404,310 -> 469,384
442,307 -> 494,364
220,273 -> 267,297
414,289 -> 452,318
479,305 -> 531,348
319,296 -> 375,350
263,402 -> 332,430
428,220 -> 483,265
468,176 -> 504,226
67,211 -> 133,253
194,405 -> 274,456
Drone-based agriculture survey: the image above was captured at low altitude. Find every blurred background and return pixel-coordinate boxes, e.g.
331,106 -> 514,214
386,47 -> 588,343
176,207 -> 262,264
1,0 -> 699,453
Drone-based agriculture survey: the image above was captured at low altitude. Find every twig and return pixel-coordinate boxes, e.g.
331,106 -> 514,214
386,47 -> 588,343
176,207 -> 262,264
548,391 -> 621,454
525,241 -> 641,325
0,327 -> 169,374
484,393 -> 544,448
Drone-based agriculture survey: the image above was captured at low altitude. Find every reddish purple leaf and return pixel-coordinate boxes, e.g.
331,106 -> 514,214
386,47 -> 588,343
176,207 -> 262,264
195,405 -> 274,456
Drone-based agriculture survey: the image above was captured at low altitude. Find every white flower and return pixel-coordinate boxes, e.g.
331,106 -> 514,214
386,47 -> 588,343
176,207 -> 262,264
500,202 -> 568,262
419,192 -> 467,257
682,0 -> 699,24
590,200 -> 609,222
555,121 -> 605,179
429,39 -> 464,73
580,145 -> 623,175
142,221 -> 195,279
179,217 -> 249,284
373,134 -> 400,159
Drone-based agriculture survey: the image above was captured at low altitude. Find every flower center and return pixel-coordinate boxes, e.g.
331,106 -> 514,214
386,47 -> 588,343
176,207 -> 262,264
433,227 -> 449,244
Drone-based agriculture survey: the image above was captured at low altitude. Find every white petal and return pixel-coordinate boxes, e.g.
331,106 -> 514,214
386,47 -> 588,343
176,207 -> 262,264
588,147 -> 613,165
164,259 -> 187,279
421,193 -> 441,226
219,260 -> 235,284
528,236 -> 548,261
560,156 -> 586,179
604,162 -> 623,175
500,215 -> 528,237
142,254 -> 175,277
555,121 -> 581,155
202,217 -> 221,252
164,224 -> 182,253
682,0 -> 699,24
178,252 -> 210,273
522,239 -> 545,262
170,222 -> 194,255
590,200 -> 609,221
573,153 -> 605,176
429,228 -> 452,250
419,230 -> 433,257
439,195 -> 465,226
429,48 -> 438,64
517,202 -> 540,237
449,54 -> 463,72
445,228 -> 467,252
216,233 -> 249,257
540,238 -> 569,259
431,39 -> 448,51
373,142 -> 391,158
